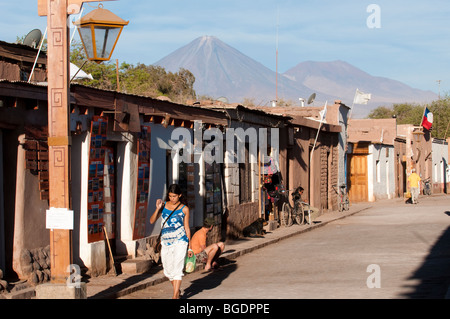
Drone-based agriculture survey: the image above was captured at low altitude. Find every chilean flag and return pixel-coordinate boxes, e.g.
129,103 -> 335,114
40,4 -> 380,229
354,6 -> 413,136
421,107 -> 433,130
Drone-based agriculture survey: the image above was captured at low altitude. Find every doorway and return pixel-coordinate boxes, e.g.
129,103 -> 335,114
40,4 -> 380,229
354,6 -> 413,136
347,154 -> 368,202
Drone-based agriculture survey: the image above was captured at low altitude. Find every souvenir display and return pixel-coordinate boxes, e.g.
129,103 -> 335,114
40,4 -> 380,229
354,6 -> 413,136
133,125 -> 151,239
88,116 -> 115,243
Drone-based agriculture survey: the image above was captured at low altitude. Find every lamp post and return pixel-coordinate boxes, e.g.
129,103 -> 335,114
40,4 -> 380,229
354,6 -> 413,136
37,0 -> 126,295
412,128 -> 424,174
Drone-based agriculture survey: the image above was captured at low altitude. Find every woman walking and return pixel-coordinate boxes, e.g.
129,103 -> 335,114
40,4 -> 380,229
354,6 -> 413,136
150,184 -> 193,299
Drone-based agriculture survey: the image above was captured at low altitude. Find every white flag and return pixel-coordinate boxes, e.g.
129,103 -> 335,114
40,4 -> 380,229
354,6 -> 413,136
311,101 -> 327,164
353,89 -> 372,105
319,101 -> 328,122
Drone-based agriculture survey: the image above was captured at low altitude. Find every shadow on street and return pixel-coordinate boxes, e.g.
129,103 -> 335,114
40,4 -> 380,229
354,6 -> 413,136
401,210 -> 450,298
88,265 -> 165,299
182,261 -> 238,299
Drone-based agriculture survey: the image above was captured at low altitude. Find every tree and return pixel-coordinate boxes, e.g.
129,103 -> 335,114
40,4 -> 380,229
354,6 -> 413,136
70,42 -> 117,90
392,103 -> 423,126
367,106 -> 393,119
367,98 -> 450,139
367,103 -> 424,124
69,42 -> 197,103
428,96 -> 450,139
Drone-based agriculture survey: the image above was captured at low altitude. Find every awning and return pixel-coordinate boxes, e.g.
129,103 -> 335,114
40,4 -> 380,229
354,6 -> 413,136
70,62 -> 93,80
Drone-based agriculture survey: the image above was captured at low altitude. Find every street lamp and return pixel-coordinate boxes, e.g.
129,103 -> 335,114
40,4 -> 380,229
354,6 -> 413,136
412,129 -> 424,143
74,4 -> 129,63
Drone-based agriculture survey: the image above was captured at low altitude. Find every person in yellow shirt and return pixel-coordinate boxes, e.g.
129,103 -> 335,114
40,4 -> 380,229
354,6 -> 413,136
191,218 -> 225,271
407,169 -> 422,204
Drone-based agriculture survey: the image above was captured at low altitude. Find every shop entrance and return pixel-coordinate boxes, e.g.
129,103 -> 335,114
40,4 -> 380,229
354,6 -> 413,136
347,154 -> 368,202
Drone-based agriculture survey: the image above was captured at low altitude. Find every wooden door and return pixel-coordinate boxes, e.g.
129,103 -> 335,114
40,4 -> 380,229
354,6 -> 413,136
348,154 -> 368,202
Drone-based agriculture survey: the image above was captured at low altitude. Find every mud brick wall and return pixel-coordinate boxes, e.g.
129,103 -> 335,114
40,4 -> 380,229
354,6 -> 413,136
226,201 -> 259,239
319,141 -> 339,212
206,224 -> 223,246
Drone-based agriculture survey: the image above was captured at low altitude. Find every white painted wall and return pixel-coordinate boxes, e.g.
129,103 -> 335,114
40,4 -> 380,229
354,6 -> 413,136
368,144 -> 395,201
117,134 -> 138,257
432,139 -> 448,190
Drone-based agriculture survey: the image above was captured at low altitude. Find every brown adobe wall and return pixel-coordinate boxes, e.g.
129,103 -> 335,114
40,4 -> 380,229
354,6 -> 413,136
225,201 -> 259,239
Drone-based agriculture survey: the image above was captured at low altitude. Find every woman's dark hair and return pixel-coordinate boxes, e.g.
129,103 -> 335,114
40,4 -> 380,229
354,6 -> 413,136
166,184 -> 188,205
167,184 -> 182,195
295,186 -> 304,193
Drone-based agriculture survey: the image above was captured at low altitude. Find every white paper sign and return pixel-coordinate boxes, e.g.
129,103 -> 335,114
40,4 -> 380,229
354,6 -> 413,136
46,208 -> 74,230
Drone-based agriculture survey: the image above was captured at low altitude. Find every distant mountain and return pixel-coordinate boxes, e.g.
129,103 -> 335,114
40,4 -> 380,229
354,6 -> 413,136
155,36 -> 438,118
155,36 -> 313,105
284,60 -> 438,117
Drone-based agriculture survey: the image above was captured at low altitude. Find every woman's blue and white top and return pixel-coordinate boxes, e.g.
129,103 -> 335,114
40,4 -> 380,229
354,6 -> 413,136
161,203 -> 188,246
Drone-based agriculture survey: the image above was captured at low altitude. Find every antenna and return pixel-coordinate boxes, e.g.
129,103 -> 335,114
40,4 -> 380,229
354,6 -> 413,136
27,28 -> 47,83
436,80 -> 441,99
299,98 -> 305,107
307,93 -> 316,106
23,29 -> 42,49
275,6 -> 279,102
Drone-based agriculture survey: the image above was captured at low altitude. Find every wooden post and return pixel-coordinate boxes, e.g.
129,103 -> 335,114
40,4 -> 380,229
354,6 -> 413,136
103,226 -> 117,276
116,59 -> 120,91
46,0 -> 72,284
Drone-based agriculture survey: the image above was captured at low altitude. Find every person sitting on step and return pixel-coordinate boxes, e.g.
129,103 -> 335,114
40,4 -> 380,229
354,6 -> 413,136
190,218 -> 225,271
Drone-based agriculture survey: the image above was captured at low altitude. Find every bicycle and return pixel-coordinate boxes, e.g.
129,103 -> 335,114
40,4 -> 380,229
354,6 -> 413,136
423,178 -> 432,196
333,184 -> 350,212
280,189 -> 311,227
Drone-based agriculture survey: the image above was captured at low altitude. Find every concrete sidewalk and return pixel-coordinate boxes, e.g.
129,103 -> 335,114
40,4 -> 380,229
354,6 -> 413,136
85,201 -> 373,299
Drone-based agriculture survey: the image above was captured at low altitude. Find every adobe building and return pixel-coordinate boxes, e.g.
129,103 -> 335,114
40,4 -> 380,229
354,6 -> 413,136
257,101 -> 344,214
0,40 -> 47,83
194,101 -> 289,237
347,118 -> 397,202
397,124 -> 433,191
0,77 -> 238,281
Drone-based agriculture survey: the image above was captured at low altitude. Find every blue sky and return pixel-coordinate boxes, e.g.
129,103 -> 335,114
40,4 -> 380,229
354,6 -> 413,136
1,0 -> 450,95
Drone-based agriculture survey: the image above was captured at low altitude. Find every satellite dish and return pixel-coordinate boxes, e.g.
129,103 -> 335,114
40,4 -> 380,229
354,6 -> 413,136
23,29 -> 42,49
307,93 -> 316,105
216,97 -> 229,104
